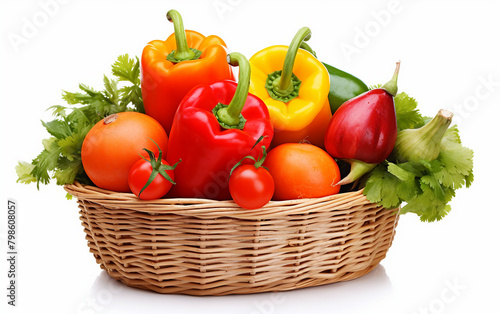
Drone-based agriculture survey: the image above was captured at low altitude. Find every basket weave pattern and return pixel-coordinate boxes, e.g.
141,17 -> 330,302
65,182 -> 399,296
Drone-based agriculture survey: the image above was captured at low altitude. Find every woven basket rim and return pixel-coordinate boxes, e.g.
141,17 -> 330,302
64,181 -> 377,219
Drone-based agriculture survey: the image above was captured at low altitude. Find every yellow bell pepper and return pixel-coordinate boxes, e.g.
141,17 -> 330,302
249,27 -> 331,148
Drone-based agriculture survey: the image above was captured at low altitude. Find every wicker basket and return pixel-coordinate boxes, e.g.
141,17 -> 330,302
64,181 -> 399,296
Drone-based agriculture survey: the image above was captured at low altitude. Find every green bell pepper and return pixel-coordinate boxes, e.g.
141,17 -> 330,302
298,43 -> 369,114
322,63 -> 369,114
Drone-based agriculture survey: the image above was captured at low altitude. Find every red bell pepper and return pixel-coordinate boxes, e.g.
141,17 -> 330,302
324,62 -> 400,185
166,52 -> 274,200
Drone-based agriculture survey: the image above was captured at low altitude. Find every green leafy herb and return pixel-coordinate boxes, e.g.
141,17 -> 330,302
370,84 -> 426,130
363,92 -> 474,222
16,54 -> 144,190
393,92 -> 426,130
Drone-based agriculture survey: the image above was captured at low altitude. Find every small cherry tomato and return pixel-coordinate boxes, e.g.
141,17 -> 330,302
128,158 -> 175,200
229,164 -> 274,209
128,140 -> 180,200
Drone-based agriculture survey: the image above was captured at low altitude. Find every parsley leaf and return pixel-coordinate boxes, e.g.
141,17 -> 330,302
364,164 -> 402,208
16,54 -> 143,190
363,91 -> 474,222
400,184 -> 452,222
370,85 -> 425,130
393,92 -> 425,130
15,161 -> 36,184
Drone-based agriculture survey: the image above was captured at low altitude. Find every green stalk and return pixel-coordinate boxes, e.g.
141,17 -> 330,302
213,52 -> 250,129
381,61 -> 401,96
266,27 -> 311,103
299,42 -> 317,58
335,159 -> 377,186
392,109 -> 453,163
166,10 -> 202,63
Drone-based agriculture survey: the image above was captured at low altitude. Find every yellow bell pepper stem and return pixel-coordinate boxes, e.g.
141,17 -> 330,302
272,27 -> 311,99
263,27 -> 312,103
249,27 -> 331,148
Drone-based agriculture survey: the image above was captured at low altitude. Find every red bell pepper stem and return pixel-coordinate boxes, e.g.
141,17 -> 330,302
275,27 -> 311,96
213,52 -> 250,129
381,61 -> 401,96
166,10 -> 199,62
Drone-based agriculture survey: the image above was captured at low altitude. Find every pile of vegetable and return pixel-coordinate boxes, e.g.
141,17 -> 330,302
17,10 -> 473,222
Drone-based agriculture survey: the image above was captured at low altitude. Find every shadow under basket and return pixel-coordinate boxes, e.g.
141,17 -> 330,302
64,182 -> 399,296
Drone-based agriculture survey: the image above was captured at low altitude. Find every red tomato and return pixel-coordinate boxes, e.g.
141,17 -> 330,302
263,143 -> 341,200
128,157 -> 175,200
229,165 -> 274,209
81,112 -> 168,192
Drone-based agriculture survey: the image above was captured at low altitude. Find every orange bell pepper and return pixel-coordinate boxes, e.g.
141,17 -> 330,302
141,10 -> 234,134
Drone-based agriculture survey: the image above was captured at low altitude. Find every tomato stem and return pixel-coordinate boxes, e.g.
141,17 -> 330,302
103,114 -> 118,125
138,139 -> 180,197
229,137 -> 268,177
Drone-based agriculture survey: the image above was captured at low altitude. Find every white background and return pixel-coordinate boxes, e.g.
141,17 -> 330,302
1,0 -> 499,313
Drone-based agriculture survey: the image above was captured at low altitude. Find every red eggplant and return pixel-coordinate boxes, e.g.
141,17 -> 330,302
324,62 -> 400,185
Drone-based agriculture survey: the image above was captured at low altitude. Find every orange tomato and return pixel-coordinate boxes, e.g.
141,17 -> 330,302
81,112 -> 168,192
263,143 -> 341,200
